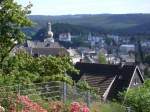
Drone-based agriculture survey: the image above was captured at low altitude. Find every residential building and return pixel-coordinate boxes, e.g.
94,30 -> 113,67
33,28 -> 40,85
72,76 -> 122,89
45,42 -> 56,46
119,44 -> 135,54
59,32 -> 71,42
72,62 -> 144,101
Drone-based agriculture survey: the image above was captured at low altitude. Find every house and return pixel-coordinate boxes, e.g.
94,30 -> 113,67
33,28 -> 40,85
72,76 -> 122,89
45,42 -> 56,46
87,33 -> 105,47
119,44 -> 135,54
72,62 -> 144,101
59,33 -> 71,42
67,48 -> 82,64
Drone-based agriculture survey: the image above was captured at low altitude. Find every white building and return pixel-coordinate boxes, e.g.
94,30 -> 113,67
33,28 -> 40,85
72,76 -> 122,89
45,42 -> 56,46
88,33 -> 104,47
59,32 -> 71,42
67,48 -> 82,64
119,44 -> 135,54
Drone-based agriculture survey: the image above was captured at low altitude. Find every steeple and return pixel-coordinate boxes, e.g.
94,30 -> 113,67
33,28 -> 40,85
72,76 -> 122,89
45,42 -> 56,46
44,21 -> 54,43
47,22 -> 53,38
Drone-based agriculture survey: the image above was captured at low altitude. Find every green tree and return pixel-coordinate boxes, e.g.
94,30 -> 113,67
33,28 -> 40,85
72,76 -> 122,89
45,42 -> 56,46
145,55 -> 150,64
144,67 -> 150,78
0,51 -> 78,85
0,0 -> 32,64
0,0 -> 78,86
122,80 -> 150,112
0,51 -> 79,110
98,52 -> 107,64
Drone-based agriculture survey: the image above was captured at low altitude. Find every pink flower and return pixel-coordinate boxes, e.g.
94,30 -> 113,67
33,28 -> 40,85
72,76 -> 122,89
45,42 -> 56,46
70,102 -> 80,112
18,95 -> 47,112
81,105 -> 90,112
0,106 -> 5,112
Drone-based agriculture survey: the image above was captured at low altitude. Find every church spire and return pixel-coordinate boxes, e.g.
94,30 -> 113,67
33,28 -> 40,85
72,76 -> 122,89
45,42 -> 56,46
47,22 -> 53,38
48,22 -> 51,32
44,21 -> 54,43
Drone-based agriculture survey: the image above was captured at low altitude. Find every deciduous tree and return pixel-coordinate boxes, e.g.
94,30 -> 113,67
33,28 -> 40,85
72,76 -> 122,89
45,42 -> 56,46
98,52 -> 107,64
0,0 -> 32,64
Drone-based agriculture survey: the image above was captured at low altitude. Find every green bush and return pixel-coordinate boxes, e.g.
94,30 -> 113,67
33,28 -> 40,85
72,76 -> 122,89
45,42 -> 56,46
122,80 -> 150,112
90,102 -> 125,112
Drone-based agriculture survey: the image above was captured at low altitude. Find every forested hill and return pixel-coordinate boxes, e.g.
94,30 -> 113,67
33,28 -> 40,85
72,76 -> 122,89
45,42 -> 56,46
26,14 -> 150,38
32,23 -> 98,41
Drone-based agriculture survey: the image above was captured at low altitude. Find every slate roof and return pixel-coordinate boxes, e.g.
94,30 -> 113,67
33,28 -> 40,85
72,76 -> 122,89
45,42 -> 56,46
26,47 -> 69,57
26,40 -> 61,48
73,62 -> 144,100
80,74 -> 114,96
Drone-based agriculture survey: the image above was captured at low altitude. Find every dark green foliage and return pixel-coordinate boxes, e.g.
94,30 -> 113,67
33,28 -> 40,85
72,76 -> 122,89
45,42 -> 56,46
28,14 -> 150,37
0,51 -> 78,85
71,35 -> 89,47
100,102 -> 126,112
145,55 -> 150,64
144,66 -> 150,78
52,23 -> 92,35
122,80 -> 150,112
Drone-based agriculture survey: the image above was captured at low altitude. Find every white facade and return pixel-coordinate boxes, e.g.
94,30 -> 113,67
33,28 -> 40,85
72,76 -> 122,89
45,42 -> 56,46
67,48 -> 82,64
59,33 -> 71,42
88,33 -> 104,47
120,44 -> 135,54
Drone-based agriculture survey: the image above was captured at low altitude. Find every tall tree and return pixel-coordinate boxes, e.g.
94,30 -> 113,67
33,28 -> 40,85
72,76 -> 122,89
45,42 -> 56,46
0,0 -> 32,64
98,51 -> 107,64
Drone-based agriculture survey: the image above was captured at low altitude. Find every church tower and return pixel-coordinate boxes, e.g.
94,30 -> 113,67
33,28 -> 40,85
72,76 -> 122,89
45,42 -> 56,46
47,22 -> 53,38
44,21 -> 54,44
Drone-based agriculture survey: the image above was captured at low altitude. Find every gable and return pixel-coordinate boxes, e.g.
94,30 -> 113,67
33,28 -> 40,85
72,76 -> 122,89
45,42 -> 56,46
129,67 -> 144,88
106,65 -> 137,100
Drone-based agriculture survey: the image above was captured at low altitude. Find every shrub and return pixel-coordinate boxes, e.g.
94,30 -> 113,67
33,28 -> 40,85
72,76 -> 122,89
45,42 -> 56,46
90,102 -> 125,112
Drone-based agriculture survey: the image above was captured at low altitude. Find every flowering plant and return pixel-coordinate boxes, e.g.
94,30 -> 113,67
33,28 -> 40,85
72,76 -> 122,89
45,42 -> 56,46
0,105 -> 5,112
80,105 -> 90,112
49,101 -> 64,112
70,102 -> 80,112
70,102 -> 90,112
18,95 -> 47,112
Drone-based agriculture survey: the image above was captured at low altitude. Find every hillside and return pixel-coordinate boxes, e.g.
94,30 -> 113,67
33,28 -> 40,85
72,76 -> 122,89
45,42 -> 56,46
32,23 -> 99,41
26,14 -> 150,38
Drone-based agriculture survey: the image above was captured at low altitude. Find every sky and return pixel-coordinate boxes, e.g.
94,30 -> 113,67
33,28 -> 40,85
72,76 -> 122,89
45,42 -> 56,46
17,0 -> 150,15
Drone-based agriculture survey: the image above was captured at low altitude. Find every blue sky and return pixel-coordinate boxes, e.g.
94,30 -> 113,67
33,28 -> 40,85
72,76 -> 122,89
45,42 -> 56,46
17,0 -> 150,15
